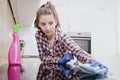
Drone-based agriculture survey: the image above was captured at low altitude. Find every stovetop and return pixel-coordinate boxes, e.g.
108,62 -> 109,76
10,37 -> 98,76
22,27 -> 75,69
0,62 -> 116,80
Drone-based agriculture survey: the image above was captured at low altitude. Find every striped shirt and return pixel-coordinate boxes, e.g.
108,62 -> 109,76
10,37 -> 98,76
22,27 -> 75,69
35,28 -> 92,64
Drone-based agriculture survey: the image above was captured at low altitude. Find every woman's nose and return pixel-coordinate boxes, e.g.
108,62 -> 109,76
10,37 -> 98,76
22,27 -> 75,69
46,25 -> 50,30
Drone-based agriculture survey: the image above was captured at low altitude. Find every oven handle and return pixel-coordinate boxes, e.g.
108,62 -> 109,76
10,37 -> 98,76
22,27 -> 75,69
71,37 -> 91,40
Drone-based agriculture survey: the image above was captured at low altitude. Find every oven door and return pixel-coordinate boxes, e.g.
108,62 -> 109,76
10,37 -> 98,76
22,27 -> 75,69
71,37 -> 91,54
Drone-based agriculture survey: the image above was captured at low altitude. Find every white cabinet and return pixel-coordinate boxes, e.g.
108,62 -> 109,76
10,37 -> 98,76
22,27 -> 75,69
91,0 -> 117,57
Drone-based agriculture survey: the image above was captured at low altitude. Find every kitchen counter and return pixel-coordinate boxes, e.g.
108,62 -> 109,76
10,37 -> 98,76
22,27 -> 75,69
0,58 -> 118,80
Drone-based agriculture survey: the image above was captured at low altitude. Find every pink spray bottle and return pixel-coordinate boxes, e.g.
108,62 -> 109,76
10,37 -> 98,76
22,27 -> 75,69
8,24 -> 22,65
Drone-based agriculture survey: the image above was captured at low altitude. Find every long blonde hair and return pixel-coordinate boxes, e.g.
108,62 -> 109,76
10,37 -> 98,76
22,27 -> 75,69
34,1 -> 60,29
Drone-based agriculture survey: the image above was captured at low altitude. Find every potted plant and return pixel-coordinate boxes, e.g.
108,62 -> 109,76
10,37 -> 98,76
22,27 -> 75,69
20,40 -> 26,57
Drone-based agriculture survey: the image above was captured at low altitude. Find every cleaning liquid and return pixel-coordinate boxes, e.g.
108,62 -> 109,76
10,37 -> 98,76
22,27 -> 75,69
8,24 -> 22,65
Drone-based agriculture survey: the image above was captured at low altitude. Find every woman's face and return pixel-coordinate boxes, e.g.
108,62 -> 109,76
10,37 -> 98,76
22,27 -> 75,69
38,14 -> 57,37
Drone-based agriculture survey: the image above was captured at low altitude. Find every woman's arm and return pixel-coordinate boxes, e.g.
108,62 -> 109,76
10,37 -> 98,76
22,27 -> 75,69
60,32 -> 92,64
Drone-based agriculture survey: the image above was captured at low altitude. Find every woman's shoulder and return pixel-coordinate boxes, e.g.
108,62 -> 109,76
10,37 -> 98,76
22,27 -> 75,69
56,28 -> 71,39
35,29 -> 44,38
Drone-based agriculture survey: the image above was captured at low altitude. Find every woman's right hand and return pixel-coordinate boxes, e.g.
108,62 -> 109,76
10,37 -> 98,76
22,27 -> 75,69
58,53 -> 74,64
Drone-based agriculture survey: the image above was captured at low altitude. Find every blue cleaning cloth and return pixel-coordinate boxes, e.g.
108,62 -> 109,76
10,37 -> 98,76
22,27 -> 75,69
58,53 -> 74,64
89,59 -> 108,70
58,64 -> 74,76
67,56 -> 109,75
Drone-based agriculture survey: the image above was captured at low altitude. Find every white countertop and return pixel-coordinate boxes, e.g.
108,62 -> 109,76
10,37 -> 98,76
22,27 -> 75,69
0,54 -> 120,79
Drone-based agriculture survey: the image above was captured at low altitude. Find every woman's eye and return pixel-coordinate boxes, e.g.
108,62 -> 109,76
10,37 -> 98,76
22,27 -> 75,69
49,22 -> 53,25
41,23 -> 46,26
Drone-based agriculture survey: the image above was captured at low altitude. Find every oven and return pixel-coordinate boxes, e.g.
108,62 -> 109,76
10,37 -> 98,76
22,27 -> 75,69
67,32 -> 91,54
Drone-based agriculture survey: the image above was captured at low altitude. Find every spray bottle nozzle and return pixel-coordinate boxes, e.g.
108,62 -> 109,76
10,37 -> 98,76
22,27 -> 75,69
13,24 -> 23,32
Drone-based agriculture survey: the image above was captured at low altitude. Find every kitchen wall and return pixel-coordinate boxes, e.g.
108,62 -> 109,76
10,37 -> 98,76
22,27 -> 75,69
117,0 -> 120,54
0,0 -> 14,58
19,26 -> 38,56
90,0 -> 117,57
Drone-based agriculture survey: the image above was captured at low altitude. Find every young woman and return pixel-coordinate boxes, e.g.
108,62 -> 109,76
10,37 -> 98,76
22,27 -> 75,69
34,1 -> 108,71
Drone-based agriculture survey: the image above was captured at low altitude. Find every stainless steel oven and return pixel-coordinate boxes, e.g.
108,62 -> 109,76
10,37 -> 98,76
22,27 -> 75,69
67,32 -> 91,54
